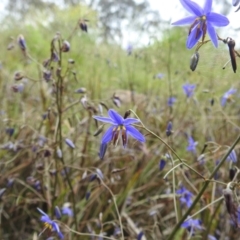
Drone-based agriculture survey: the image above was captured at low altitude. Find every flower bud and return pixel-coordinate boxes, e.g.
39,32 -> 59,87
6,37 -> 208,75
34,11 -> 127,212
17,34 -> 27,51
14,71 -> 24,81
79,20 -> 88,32
190,52 -> 199,71
61,40 -> 70,52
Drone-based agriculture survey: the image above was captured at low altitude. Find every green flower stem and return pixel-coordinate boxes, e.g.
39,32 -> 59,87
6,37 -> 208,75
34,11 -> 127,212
167,134 -> 240,240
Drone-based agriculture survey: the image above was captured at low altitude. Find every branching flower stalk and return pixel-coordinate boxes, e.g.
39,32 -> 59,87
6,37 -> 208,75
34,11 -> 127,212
53,36 -> 78,232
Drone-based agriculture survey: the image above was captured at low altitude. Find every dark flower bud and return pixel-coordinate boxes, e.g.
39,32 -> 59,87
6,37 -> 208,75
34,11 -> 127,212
14,71 -> 24,81
36,163 -> 44,171
89,174 -> 97,182
210,98 -> 214,106
223,188 -> 238,225
190,52 -> 199,71
6,128 -> 15,137
44,149 -> 51,157
166,121 -> 173,137
123,110 -> 131,119
75,87 -> 86,93
86,191 -> 91,200
17,34 -> 26,51
99,143 -> 107,160
137,231 -> 144,240
51,51 -> 59,62
43,70 -> 52,82
79,20 -> 88,32
229,168 -> 236,181
61,40 -> 70,52
11,83 -> 24,93
159,159 -> 166,171
43,58 -> 50,68
93,125 -> 104,136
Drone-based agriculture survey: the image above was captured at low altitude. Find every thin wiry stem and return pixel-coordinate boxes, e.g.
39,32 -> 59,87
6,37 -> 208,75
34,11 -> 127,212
166,134 -> 240,240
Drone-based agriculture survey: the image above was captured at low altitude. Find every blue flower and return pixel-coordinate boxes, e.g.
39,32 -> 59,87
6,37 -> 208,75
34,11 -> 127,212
176,186 -> 194,208
37,208 -> 64,239
181,217 -> 202,236
167,97 -> 177,107
172,0 -> 229,49
182,83 -> 196,98
221,88 -> 237,107
227,149 -> 237,163
186,136 -> 197,153
93,109 -> 145,147
62,205 -> 73,217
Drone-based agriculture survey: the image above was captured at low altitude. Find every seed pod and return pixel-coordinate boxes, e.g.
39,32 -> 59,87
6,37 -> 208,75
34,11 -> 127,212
190,52 -> 199,71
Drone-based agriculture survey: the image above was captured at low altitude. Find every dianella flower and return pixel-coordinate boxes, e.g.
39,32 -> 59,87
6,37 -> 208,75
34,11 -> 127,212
221,88 -> 237,107
172,0 -> 229,49
186,136 -> 197,154
181,217 -> 202,237
37,208 -> 64,239
182,83 -> 196,98
176,185 -> 194,208
93,109 -> 145,148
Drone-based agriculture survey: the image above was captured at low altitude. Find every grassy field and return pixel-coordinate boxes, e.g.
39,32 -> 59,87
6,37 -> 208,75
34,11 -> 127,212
0,4 -> 240,240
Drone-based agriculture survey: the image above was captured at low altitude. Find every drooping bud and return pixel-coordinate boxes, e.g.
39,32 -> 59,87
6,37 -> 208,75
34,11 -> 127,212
227,38 -> 237,73
79,20 -> 88,32
166,121 -> 173,137
43,70 -> 52,82
99,143 -> 107,160
159,159 -> 166,171
51,51 -> 59,62
223,188 -> 237,226
112,94 -> 121,108
190,52 -> 199,71
17,34 -> 27,51
75,87 -> 86,93
123,110 -> 131,119
233,0 -> 240,7
14,71 -> 24,81
61,40 -> 70,52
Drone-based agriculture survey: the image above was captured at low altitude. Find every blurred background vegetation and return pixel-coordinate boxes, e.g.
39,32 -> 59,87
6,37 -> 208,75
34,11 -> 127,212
0,0 -> 240,239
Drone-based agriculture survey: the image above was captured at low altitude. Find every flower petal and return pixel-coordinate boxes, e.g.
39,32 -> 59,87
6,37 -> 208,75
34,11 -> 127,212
101,126 -> 114,144
108,109 -> 124,124
207,12 -> 229,27
172,16 -> 196,26
93,116 -> 116,125
126,125 -> 145,142
203,0 -> 212,14
207,23 -> 218,47
123,118 -> 140,125
37,208 -> 48,217
179,0 -> 203,16
186,25 -> 203,49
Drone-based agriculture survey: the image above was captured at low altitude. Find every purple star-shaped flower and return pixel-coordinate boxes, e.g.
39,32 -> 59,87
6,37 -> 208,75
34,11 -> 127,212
181,217 -> 202,236
172,0 -> 229,49
186,136 -> 197,153
93,109 -> 145,147
37,208 -> 64,239
183,83 -> 196,98
176,186 -> 194,208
